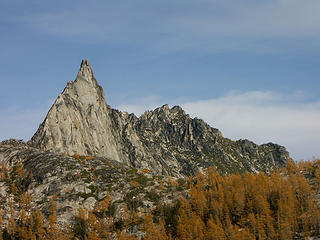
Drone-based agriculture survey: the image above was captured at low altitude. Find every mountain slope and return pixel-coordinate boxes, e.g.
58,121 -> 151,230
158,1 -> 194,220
0,140 -> 318,239
30,60 -> 289,177
0,139 -> 182,229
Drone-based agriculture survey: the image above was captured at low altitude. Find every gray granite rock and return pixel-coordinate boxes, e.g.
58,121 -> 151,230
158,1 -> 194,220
0,140 -> 183,228
30,59 -> 290,177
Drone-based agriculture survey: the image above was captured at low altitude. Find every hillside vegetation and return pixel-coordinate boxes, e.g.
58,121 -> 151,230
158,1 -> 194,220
0,157 -> 319,240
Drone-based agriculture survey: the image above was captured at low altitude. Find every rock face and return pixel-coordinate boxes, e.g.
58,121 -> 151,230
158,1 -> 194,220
30,59 -> 290,177
31,59 -> 127,162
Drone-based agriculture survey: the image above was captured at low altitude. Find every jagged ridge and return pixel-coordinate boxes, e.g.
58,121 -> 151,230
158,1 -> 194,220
30,60 -> 290,177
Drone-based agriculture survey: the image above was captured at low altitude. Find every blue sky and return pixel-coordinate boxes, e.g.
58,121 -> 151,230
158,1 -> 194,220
0,0 -> 319,160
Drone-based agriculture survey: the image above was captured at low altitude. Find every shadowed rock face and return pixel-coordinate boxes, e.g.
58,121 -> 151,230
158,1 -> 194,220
30,60 -> 290,177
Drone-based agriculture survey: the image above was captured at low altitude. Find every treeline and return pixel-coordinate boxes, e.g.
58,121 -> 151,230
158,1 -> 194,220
0,160 -> 320,239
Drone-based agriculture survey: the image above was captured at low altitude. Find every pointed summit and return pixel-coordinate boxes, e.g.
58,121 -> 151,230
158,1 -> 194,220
67,59 -> 106,107
30,60 -> 115,157
80,58 -> 91,69
77,59 -> 94,82
30,60 -> 289,177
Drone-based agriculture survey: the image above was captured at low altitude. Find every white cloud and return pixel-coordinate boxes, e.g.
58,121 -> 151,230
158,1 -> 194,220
25,0 -> 320,53
117,91 -> 320,161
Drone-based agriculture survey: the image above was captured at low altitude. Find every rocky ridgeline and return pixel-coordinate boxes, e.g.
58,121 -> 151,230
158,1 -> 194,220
30,59 -> 290,177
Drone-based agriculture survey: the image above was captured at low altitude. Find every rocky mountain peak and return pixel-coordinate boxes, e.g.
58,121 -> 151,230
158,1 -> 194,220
30,60 -> 290,177
77,59 -> 94,83
30,60 -> 112,157
64,59 -> 106,107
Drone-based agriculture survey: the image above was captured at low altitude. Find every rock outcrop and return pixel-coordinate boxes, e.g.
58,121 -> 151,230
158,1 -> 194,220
0,139 -> 182,228
30,59 -> 290,177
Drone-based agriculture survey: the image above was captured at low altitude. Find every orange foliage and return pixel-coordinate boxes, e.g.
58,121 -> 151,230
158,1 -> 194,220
1,160 -> 319,240
16,162 -> 24,178
141,169 -> 151,173
0,161 -> 8,180
130,181 -> 140,188
174,164 -> 320,240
